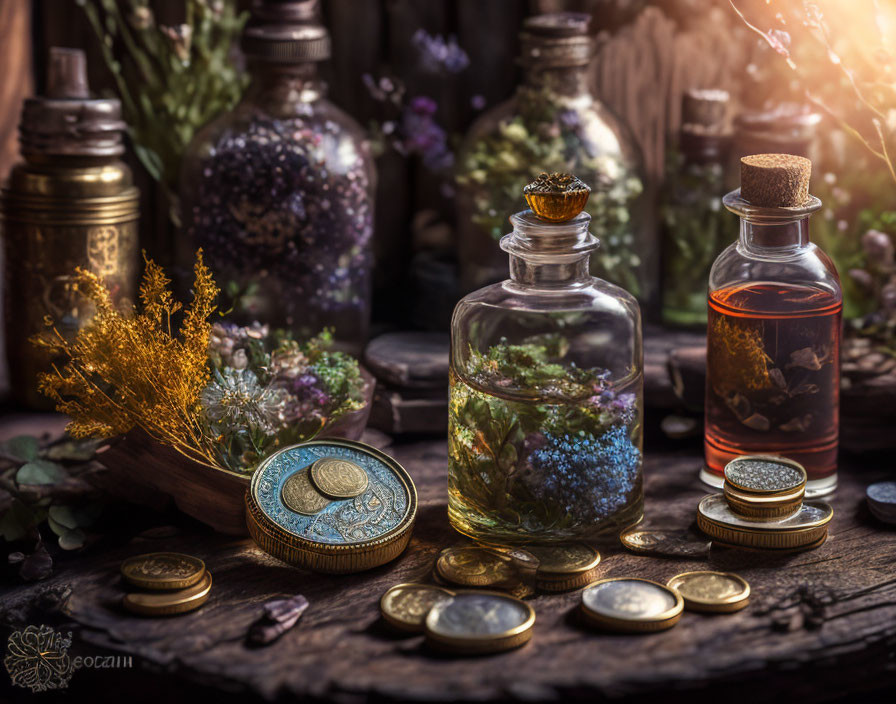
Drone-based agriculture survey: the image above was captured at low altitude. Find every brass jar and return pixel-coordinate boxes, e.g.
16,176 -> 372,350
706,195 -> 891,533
1,48 -> 138,407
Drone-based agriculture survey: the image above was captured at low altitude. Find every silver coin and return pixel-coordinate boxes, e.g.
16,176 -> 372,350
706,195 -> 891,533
699,494 -> 832,532
582,579 -> 679,621
724,456 -> 805,494
425,592 -> 532,639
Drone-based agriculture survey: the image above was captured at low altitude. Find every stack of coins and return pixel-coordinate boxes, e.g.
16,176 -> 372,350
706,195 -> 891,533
866,482 -> 896,525
120,552 -> 212,616
697,494 -> 832,551
527,544 -> 601,592
722,455 -> 806,521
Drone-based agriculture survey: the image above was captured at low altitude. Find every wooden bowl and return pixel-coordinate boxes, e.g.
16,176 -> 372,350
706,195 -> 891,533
95,368 -> 375,535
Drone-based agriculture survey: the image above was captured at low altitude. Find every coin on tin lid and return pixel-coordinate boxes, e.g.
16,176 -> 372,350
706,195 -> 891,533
122,571 -> 212,616
724,455 -> 807,496
424,591 -> 535,654
310,456 -> 369,499
246,439 -> 417,574
281,467 -> 331,515
380,583 -> 455,632
436,547 -> 516,587
667,571 -> 750,613
581,578 -> 683,633
120,552 -> 206,591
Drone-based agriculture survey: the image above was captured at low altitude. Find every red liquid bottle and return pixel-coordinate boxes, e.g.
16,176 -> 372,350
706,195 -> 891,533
703,155 -> 841,497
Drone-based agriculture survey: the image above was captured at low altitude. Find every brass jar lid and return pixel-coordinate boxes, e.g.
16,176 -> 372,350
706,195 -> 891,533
246,439 -> 417,574
527,544 -> 601,592
723,455 -> 807,497
380,583 -> 455,633
667,571 -> 750,613
120,552 -> 206,591
122,571 -> 212,616
424,591 -> 535,655
581,578 -> 683,633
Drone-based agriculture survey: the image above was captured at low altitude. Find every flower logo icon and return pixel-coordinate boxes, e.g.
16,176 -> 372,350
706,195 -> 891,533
5,625 -> 73,692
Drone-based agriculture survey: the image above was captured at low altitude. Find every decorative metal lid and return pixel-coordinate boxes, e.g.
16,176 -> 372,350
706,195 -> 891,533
242,0 -> 331,63
519,12 -> 592,68
246,439 -> 417,573
20,48 -> 125,157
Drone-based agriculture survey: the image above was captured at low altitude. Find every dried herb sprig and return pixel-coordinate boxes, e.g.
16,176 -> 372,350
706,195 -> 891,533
35,252 -> 221,469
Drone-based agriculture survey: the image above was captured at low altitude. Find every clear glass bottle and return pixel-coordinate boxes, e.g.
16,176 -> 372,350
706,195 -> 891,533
180,0 -> 375,353
661,89 -> 737,327
448,174 -> 644,544
456,12 -> 645,300
703,155 -> 841,497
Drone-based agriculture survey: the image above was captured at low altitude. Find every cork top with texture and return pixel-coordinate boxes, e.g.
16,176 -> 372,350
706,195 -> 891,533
740,153 -> 811,207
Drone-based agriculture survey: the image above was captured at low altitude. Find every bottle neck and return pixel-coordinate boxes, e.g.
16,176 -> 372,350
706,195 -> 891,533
245,62 -> 324,103
723,189 -> 822,258
521,64 -> 590,99
502,211 -> 597,288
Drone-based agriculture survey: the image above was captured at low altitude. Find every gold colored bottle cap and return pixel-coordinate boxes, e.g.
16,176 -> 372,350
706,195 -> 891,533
380,583 -> 455,633
581,578 -> 683,633
666,571 -> 750,613
723,455 -> 807,497
246,439 -> 417,574
436,547 -> 516,588
120,553 -> 206,591
523,172 -> 591,222
424,591 -> 535,655
122,571 -> 212,616
526,544 -> 601,592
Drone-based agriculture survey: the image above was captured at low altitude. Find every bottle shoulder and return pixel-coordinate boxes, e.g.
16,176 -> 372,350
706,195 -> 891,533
709,242 -> 842,297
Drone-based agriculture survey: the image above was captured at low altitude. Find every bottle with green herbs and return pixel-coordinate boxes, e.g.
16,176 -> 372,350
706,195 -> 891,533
661,89 -> 737,327
455,12 -> 645,300
448,173 -> 644,544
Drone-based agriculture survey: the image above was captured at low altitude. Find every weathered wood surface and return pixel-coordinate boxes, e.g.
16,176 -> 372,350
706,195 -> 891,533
3,437 -> 896,703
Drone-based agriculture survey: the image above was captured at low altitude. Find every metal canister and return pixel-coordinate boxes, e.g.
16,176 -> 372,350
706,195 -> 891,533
1,47 -> 138,408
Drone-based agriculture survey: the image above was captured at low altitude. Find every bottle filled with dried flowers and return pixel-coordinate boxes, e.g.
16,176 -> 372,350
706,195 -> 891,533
448,173 -> 644,544
661,90 -> 737,327
180,0 -> 375,353
704,154 -> 841,497
455,12 -> 645,299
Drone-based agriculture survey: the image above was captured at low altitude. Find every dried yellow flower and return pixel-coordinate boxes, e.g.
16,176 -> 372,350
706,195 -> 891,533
35,251 -> 222,469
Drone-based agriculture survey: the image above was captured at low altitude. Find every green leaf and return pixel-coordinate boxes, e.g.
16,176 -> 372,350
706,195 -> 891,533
44,439 -> 102,462
58,529 -> 86,551
49,503 -> 102,530
16,460 -> 67,486
0,436 -> 39,462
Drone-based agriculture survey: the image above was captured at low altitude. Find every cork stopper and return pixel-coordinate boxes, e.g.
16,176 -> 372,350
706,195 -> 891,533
740,153 -> 811,207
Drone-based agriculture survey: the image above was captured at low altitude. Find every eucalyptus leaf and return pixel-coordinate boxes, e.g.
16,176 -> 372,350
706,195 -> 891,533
49,503 -> 102,530
47,514 -> 68,537
0,435 -> 39,462
16,460 -> 67,486
45,439 -> 103,462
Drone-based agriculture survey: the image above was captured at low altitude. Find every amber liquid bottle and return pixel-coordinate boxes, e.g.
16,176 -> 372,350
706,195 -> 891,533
702,155 -> 841,497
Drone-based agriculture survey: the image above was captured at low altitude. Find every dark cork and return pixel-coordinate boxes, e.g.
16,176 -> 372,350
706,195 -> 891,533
740,153 -> 811,207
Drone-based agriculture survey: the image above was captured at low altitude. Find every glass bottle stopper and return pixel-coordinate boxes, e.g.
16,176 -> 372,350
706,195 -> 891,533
522,172 -> 591,222
740,153 -> 811,207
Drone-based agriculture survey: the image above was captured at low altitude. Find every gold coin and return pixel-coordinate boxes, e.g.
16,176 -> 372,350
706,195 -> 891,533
424,590 -> 535,654
123,571 -> 212,616
581,578 -> 683,633
697,513 -> 828,549
120,552 -> 206,591
711,531 -> 828,554
310,456 -> 369,499
620,529 -> 711,559
698,494 -> 832,532
723,491 -> 802,521
281,467 -> 331,515
380,583 -> 455,632
666,571 -> 750,613
436,547 -> 515,587
527,544 -> 600,576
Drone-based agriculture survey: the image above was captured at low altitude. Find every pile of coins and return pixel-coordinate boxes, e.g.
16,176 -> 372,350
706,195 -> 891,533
120,552 -> 212,616
866,482 -> 896,525
697,455 -> 833,552
723,455 -> 806,520
281,456 -> 370,515
579,571 -> 750,633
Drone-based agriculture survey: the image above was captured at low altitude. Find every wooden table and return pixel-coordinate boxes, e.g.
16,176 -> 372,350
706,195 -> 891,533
2,436 -> 896,704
